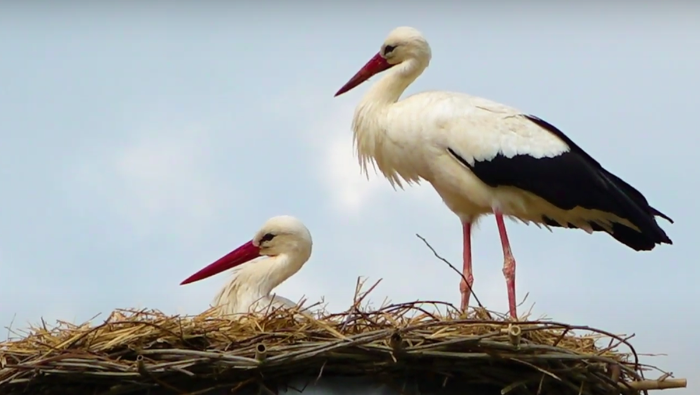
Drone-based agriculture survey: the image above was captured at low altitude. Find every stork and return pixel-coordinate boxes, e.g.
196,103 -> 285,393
334,26 -> 673,319
180,215 -> 313,317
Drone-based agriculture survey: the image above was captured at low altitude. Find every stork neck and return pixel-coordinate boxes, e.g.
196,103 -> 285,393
361,58 -> 426,107
261,254 -> 301,294
237,250 -> 309,296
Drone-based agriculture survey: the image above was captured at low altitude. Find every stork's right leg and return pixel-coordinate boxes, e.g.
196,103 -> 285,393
459,221 -> 474,312
494,212 -> 518,320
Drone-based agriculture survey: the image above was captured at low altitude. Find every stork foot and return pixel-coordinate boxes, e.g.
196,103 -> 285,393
494,211 -> 518,320
503,255 -> 517,319
459,273 -> 474,313
460,221 -> 473,314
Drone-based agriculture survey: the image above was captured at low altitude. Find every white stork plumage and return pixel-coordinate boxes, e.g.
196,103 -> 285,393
180,215 -> 313,317
334,26 -> 673,319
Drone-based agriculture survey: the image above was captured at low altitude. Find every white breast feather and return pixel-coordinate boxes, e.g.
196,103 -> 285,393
209,263 -> 311,319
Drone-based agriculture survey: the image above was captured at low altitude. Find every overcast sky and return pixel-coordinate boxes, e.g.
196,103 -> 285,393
0,3 -> 696,393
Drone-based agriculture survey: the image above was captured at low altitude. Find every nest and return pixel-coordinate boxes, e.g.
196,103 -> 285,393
0,281 -> 687,395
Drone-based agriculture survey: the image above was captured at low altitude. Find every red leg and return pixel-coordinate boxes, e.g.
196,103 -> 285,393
494,212 -> 518,319
459,221 -> 474,312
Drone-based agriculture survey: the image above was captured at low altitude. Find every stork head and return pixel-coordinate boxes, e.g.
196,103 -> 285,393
335,26 -> 432,97
253,215 -> 313,258
180,215 -> 313,285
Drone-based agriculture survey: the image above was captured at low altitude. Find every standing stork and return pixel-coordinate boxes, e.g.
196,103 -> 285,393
180,215 -> 313,317
334,26 -> 673,319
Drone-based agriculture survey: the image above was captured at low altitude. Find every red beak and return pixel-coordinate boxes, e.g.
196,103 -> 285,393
180,240 -> 261,285
335,52 -> 394,97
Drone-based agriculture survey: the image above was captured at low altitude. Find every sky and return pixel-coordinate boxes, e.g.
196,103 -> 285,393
0,2 -> 697,393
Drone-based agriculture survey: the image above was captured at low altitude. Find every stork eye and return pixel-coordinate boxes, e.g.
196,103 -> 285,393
383,45 -> 396,56
260,233 -> 275,243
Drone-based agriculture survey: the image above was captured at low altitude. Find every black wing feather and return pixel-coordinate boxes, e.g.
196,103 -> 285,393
448,114 -> 673,251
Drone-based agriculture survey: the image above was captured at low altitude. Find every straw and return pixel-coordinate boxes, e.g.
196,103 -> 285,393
0,277 -> 687,395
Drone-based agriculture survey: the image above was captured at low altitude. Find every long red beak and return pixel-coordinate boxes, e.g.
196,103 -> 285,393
180,240 -> 261,285
335,52 -> 394,97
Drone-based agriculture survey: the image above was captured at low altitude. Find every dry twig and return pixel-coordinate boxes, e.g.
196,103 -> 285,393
0,281 -> 687,395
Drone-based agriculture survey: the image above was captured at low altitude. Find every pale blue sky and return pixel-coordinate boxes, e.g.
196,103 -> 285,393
0,3 -> 697,393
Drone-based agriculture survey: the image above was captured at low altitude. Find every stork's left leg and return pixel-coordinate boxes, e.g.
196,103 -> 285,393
494,212 -> 518,319
459,221 -> 474,313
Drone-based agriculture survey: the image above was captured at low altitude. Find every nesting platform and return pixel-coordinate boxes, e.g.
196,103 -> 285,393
0,292 -> 687,395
